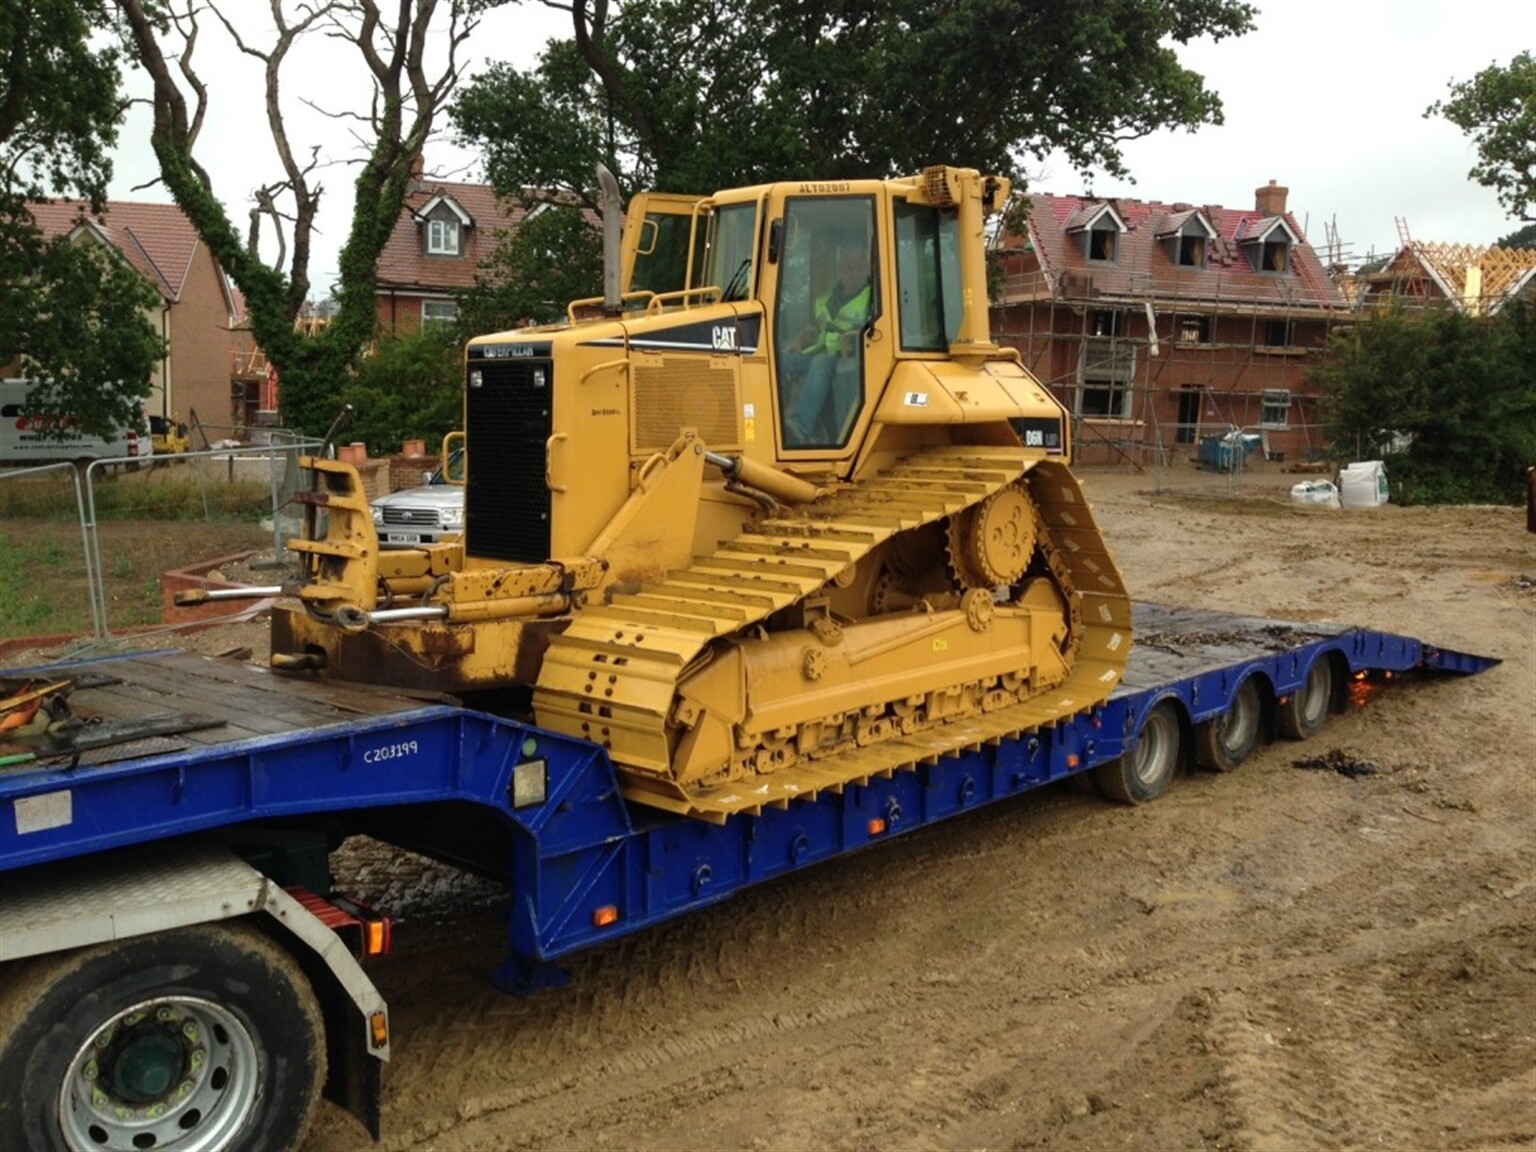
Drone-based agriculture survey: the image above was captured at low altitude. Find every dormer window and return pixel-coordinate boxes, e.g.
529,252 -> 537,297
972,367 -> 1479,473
416,194 -> 473,258
1240,217 -> 1300,275
1065,202 -> 1127,265
1156,210 -> 1216,268
1088,223 -> 1117,261
428,219 -> 460,255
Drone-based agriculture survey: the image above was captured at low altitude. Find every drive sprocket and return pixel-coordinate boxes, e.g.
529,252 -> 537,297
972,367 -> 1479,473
946,482 -> 1038,589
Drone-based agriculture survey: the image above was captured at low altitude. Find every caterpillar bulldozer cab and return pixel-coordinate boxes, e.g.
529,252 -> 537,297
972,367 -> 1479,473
269,166 -> 1131,818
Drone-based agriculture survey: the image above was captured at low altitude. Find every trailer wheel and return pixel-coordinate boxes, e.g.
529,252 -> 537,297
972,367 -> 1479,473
1097,701 -> 1181,805
1196,678 -> 1263,771
0,921 -> 324,1152
1279,658 -> 1333,740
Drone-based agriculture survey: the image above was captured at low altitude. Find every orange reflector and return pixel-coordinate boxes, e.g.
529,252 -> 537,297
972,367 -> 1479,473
867,817 -> 887,836
1067,754 -> 1080,768
592,905 -> 619,928
369,1011 -> 389,1049
364,919 -> 390,956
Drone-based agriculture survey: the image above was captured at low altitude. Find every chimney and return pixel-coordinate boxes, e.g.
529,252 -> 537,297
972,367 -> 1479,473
1255,179 -> 1288,218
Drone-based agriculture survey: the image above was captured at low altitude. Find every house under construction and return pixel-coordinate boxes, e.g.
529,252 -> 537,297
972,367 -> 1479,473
1361,240 -> 1536,315
992,181 -> 1353,467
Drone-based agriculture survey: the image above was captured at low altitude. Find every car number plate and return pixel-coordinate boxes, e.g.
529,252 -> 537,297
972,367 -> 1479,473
386,532 -> 421,544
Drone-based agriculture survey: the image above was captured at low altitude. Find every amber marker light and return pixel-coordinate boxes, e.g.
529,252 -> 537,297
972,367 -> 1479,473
369,1012 -> 389,1049
1067,754 -> 1080,768
365,918 -> 392,956
867,817 -> 887,836
592,905 -> 619,928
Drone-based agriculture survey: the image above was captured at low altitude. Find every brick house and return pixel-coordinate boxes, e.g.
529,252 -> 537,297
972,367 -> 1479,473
993,181 -> 1350,465
375,176 -> 529,336
21,201 -> 254,435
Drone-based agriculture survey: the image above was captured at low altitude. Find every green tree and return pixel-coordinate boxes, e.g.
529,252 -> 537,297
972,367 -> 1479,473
1311,303 -> 1536,505
455,205 -> 603,334
338,327 -> 463,454
453,0 -> 1257,204
114,0 -> 496,436
0,0 -> 165,439
1497,221 -> 1536,249
1428,50 -> 1536,222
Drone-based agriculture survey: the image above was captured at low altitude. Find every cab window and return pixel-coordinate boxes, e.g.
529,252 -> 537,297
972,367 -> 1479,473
894,199 -> 962,351
705,202 -> 759,302
630,210 -> 701,295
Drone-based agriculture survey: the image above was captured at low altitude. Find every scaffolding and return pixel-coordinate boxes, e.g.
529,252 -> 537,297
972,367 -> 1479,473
990,212 -> 1358,475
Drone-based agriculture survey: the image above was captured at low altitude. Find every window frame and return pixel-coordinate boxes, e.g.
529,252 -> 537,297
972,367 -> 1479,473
1264,318 -> 1294,348
1176,314 -> 1212,344
421,298 -> 459,326
427,218 -> 461,256
1087,224 -> 1118,263
1076,380 -> 1135,421
1260,388 -> 1291,429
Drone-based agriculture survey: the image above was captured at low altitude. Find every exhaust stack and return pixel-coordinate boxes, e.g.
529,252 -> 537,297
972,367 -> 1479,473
597,163 -> 622,316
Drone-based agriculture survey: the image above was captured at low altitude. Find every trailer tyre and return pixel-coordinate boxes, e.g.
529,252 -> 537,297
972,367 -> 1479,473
1097,701 -> 1181,805
0,920 -> 324,1152
1196,678 -> 1263,772
1279,658 -> 1333,740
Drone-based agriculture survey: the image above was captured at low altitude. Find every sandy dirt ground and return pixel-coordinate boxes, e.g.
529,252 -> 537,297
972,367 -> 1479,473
293,467 -> 1535,1151
16,466 -> 1533,1150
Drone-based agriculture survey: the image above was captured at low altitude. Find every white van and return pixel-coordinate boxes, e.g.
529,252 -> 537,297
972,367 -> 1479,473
0,378 -> 152,464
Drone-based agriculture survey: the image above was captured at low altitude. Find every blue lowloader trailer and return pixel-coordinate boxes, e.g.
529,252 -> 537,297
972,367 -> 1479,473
0,603 -> 1496,1150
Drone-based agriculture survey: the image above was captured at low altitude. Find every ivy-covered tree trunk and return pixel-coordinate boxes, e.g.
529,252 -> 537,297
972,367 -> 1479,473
114,0 -> 482,437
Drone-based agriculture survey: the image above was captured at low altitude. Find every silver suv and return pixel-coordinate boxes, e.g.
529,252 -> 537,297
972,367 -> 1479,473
371,448 -> 464,548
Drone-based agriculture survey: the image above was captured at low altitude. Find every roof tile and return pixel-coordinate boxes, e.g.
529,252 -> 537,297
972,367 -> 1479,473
1019,192 -> 1346,312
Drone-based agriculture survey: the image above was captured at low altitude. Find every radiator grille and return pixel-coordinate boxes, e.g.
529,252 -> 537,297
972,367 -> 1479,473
465,359 -> 552,564
382,507 -> 440,528
631,357 -> 741,454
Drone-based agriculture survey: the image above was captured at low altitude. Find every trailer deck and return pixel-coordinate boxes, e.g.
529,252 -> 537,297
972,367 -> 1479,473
0,606 -> 1497,990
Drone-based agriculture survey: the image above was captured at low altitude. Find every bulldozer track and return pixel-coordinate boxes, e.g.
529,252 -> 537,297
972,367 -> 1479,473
534,447 -> 1130,819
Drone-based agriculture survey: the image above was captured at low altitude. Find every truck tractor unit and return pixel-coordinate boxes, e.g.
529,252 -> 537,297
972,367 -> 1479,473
272,167 -> 1130,820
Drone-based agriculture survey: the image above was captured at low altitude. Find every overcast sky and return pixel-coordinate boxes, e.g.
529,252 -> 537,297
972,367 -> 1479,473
108,0 -> 1530,298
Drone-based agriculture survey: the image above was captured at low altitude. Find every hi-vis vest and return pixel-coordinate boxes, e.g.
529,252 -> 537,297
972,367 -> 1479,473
811,284 -> 872,356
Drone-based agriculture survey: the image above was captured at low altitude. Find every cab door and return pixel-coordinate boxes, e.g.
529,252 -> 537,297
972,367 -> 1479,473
622,194 -> 706,297
768,191 -> 892,461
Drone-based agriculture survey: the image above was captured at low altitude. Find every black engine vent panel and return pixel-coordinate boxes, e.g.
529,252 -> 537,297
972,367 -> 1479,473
464,357 -> 552,564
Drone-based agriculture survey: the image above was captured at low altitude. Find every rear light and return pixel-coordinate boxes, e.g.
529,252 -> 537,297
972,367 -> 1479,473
287,887 -> 393,958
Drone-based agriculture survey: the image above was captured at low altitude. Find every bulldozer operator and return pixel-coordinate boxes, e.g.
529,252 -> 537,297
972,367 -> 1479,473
782,243 -> 872,447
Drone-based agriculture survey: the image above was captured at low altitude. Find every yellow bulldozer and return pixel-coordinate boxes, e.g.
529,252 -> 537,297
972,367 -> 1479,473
269,166 -> 1131,819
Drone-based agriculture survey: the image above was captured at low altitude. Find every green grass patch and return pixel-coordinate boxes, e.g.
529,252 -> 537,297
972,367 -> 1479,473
0,468 -> 272,521
0,532 -> 88,636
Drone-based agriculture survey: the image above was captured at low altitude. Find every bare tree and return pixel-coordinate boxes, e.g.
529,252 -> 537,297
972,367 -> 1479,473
115,0 -> 484,433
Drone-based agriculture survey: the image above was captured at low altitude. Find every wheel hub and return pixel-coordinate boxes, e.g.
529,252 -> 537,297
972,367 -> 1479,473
62,996 -> 259,1152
